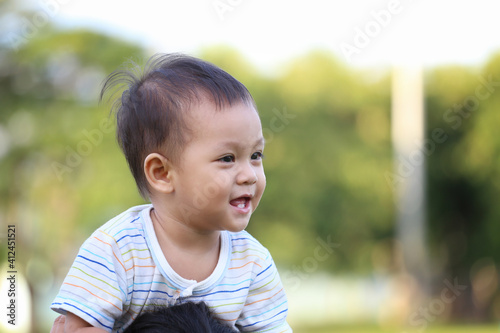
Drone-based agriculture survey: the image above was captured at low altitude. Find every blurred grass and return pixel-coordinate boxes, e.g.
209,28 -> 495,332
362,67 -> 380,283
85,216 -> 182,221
292,324 -> 500,333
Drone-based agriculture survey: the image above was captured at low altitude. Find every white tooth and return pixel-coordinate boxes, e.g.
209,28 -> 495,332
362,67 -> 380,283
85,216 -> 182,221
237,203 -> 245,208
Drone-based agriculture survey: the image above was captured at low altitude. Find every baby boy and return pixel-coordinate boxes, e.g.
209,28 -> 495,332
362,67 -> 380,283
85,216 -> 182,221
51,53 -> 291,332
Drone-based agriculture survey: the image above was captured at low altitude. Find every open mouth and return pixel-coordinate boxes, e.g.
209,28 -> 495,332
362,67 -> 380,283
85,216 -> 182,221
230,196 -> 251,209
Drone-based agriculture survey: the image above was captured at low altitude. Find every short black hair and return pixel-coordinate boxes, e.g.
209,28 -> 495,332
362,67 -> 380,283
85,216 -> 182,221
100,53 -> 255,199
123,302 -> 237,333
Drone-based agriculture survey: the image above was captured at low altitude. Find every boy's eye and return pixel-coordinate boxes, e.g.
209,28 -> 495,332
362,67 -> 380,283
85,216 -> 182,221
219,155 -> 235,163
251,152 -> 264,160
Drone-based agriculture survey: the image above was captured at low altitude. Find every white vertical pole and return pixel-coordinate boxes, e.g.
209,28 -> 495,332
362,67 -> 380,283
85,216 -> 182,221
391,66 -> 428,289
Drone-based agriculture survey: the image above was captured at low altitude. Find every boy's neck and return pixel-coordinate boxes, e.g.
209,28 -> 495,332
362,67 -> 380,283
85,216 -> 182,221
150,206 -> 222,282
150,205 -> 221,252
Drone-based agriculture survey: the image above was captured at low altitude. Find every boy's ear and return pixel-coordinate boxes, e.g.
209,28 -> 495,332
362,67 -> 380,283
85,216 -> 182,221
144,153 -> 175,194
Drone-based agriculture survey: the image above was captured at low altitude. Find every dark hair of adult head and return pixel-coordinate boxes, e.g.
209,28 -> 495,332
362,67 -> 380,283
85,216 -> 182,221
123,302 -> 238,333
100,53 -> 255,199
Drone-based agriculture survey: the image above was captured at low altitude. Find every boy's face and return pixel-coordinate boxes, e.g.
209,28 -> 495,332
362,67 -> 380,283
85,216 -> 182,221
169,100 -> 266,233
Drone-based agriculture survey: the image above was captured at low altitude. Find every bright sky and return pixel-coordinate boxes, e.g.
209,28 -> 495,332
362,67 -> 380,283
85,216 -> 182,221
29,0 -> 500,73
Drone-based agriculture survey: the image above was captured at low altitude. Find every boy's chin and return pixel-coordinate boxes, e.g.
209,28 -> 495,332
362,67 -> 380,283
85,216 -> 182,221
224,221 -> 250,233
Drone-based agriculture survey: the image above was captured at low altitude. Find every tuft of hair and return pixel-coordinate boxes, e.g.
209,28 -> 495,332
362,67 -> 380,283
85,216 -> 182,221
100,53 -> 255,199
123,302 -> 238,333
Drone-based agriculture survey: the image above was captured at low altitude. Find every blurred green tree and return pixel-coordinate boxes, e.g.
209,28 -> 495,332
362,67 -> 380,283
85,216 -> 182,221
0,14 -> 146,330
426,55 -> 500,320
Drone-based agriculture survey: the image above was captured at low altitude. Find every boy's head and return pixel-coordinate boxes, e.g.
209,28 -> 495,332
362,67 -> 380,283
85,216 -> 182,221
123,302 -> 238,333
101,53 -> 255,199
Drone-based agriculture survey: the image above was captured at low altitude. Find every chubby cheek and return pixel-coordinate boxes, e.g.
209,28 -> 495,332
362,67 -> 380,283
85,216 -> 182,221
177,172 -> 227,210
254,171 -> 266,208
197,170 -> 233,207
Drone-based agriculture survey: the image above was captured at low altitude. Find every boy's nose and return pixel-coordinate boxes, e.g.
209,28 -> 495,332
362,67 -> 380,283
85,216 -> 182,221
237,163 -> 258,185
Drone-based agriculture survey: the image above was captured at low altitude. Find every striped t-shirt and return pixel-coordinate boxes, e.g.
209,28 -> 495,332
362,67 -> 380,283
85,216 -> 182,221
51,204 -> 291,332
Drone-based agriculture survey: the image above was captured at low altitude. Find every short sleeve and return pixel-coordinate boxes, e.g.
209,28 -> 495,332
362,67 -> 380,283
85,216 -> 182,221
236,249 -> 292,332
51,229 -> 128,331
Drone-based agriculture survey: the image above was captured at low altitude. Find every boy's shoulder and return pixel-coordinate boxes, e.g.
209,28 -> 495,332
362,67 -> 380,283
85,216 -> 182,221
226,230 -> 271,258
88,204 -> 152,241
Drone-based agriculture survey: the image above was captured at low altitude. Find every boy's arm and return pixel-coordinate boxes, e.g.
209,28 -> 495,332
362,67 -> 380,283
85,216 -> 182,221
50,315 -> 65,333
50,314 -> 108,333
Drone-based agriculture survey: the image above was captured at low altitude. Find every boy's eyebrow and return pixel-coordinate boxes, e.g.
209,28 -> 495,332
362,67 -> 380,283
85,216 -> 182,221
216,137 -> 265,150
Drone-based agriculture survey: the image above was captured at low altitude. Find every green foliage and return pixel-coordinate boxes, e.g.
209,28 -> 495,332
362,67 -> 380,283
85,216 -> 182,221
426,54 -> 500,280
0,29 -> 146,271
